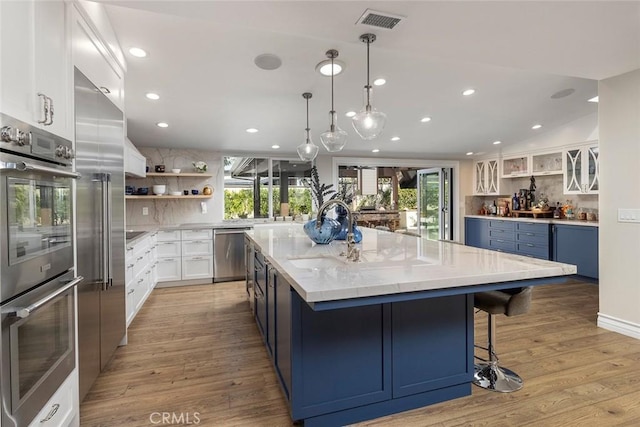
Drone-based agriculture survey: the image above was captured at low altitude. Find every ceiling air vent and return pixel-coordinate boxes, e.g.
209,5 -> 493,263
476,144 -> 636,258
356,9 -> 405,30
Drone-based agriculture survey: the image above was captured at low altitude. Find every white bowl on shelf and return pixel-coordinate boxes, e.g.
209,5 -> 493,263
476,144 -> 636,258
152,185 -> 166,195
169,191 -> 182,196
171,168 -> 181,174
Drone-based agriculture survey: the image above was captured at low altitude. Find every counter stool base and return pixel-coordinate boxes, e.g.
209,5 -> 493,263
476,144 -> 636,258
473,362 -> 523,392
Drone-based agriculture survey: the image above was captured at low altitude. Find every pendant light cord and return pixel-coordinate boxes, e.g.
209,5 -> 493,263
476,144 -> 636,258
366,37 -> 371,107
305,96 -> 310,142
330,55 -> 335,128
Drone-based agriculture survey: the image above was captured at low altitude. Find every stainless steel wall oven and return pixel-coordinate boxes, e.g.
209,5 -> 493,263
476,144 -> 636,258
1,113 -> 82,426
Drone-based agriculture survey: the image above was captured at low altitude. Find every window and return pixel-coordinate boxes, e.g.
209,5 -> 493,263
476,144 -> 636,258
223,157 -> 312,219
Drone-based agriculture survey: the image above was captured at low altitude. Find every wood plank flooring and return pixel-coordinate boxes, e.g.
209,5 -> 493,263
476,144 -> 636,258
80,281 -> 640,426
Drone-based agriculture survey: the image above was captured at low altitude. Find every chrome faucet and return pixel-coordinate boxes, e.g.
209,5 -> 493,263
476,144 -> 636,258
316,199 -> 360,262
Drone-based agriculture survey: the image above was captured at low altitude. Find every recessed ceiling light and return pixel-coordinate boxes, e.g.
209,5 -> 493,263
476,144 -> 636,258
420,116 -> 432,123
493,140 -> 502,145
129,47 -> 147,58
345,111 -> 356,118
271,145 -> 280,149
145,93 -> 160,100
531,124 -> 542,130
373,78 -> 386,86
588,96 -> 599,103
391,136 -> 400,141
246,128 -> 259,133
466,152 -> 473,156
372,149 -> 380,153
156,122 -> 168,128
316,60 -> 345,76
462,88 -> 476,96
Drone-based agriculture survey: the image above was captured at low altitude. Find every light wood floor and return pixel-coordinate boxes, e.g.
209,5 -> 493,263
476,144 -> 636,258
80,280 -> 640,426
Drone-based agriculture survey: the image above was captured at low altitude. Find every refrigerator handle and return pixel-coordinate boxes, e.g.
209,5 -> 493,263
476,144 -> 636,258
104,174 -> 113,289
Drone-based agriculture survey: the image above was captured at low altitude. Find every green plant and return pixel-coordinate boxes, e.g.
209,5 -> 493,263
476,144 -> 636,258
303,166 -> 335,210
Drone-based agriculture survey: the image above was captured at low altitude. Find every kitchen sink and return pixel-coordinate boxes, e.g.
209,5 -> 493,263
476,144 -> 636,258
287,255 -> 347,270
125,231 -> 146,240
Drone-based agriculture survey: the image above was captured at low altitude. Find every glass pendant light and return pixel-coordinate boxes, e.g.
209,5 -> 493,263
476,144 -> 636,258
352,33 -> 387,140
320,49 -> 347,152
297,92 -> 319,162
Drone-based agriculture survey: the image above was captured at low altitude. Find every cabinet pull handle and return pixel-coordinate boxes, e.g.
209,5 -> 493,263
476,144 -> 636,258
192,257 -> 203,260
526,243 -> 534,247
146,270 -> 151,274
137,256 -> 143,261
496,239 -> 504,243
45,96 -> 54,125
37,93 -> 48,124
126,247 -> 134,251
526,232 -> 534,236
163,258 -> 175,262
40,403 -> 60,423
128,289 -> 135,295
138,278 -> 144,283
127,264 -> 134,268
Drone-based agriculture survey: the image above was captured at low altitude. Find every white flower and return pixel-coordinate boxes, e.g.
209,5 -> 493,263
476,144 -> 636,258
193,161 -> 208,172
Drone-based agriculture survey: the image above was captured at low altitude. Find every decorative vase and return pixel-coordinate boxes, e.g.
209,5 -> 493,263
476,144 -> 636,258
334,205 -> 362,243
303,215 -> 341,244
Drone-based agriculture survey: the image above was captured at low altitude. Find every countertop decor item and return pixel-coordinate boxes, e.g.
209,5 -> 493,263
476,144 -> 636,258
335,204 -> 362,242
296,92 -> 319,161
193,161 -> 208,173
203,185 -> 213,195
319,49 -> 347,153
303,214 -> 341,244
303,165 -> 335,212
352,33 -> 387,140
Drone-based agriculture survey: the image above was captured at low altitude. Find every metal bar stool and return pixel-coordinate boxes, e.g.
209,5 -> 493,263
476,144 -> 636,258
473,286 -> 532,392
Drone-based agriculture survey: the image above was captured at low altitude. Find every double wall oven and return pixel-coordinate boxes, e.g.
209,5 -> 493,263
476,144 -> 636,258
1,113 -> 82,427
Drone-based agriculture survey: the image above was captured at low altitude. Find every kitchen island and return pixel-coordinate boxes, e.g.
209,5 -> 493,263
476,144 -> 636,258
245,225 -> 576,426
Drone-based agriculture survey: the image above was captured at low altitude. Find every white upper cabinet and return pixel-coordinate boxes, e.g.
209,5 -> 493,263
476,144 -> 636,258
71,4 -> 125,111
473,158 -> 500,195
501,155 -> 530,178
0,0 -> 72,140
124,138 -> 147,177
563,143 -> 599,195
531,151 -> 563,176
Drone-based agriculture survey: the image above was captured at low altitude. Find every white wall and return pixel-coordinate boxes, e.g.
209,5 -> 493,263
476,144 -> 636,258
597,69 -> 640,339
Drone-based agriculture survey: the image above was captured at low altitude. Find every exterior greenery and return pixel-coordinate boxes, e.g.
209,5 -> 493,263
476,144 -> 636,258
224,188 -> 312,219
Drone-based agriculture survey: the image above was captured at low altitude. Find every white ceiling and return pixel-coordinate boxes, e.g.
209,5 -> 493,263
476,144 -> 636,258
101,1 -> 640,160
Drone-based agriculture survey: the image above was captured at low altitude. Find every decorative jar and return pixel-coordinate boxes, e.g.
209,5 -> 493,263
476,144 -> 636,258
303,215 -> 341,244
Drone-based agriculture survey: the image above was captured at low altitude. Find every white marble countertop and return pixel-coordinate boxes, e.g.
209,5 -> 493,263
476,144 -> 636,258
246,225 -> 577,303
465,215 -> 599,227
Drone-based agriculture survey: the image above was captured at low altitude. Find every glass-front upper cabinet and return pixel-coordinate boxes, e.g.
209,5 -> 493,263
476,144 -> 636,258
501,155 -> 530,178
563,143 -> 599,194
473,158 -> 499,195
531,151 -> 563,175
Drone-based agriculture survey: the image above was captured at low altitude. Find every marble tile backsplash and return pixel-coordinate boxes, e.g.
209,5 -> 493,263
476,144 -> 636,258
125,147 -> 224,226
466,175 -> 599,216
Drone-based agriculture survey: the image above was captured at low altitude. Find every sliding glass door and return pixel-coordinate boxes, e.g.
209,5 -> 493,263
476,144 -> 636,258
417,168 -> 453,240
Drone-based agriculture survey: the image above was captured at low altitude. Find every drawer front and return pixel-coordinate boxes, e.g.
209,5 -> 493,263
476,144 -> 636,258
29,370 -> 76,427
488,220 -> 515,231
182,229 -> 212,240
156,230 -> 181,242
516,222 -> 549,234
516,231 -> 549,245
156,257 -> 182,282
156,241 -> 181,257
182,256 -> 214,279
515,242 -> 550,259
488,238 -> 516,252
182,240 -> 213,256
489,228 -> 514,240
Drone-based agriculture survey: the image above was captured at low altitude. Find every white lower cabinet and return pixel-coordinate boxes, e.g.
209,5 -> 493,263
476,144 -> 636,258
125,233 -> 157,327
155,229 -> 213,284
29,369 -> 78,427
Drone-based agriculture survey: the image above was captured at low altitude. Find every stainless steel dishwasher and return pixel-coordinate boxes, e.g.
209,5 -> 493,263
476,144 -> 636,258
213,228 -> 251,282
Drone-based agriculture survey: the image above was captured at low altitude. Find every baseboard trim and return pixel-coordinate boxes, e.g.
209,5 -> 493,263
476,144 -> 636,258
597,313 -> 640,340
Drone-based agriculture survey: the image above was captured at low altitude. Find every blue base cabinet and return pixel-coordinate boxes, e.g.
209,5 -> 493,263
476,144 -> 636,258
464,217 -> 488,248
271,281 -> 473,426
552,224 -> 599,279
465,217 -> 551,260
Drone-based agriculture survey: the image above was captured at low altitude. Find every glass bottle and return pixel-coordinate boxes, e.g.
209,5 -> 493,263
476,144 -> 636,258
553,202 -> 561,219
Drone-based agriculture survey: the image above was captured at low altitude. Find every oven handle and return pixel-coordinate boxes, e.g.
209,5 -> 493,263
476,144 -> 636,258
0,160 -> 81,179
12,276 -> 83,319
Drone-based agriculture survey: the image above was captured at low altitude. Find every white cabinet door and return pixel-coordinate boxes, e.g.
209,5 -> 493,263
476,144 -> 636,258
473,159 -> 500,195
156,230 -> 181,241
501,155 -> 530,178
33,0 -> 72,140
0,0 -> 71,139
563,144 -> 599,195
181,229 -> 212,240
157,258 -> 182,282
182,256 -> 214,280
126,285 -> 137,326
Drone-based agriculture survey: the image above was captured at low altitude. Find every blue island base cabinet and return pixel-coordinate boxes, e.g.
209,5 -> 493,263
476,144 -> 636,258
274,283 -> 473,426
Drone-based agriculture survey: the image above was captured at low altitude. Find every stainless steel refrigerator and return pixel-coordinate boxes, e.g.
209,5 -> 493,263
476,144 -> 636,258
74,68 -> 126,401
